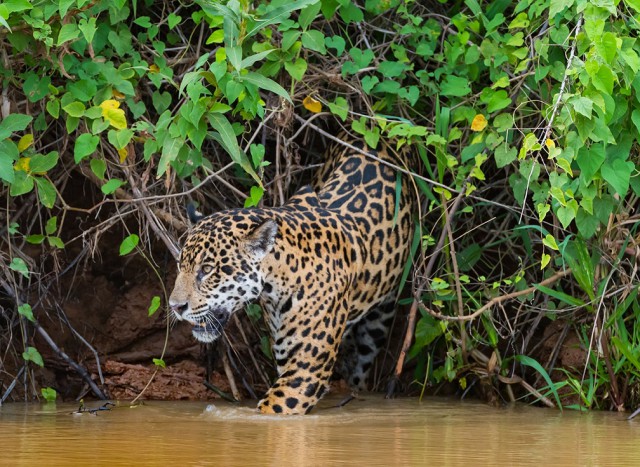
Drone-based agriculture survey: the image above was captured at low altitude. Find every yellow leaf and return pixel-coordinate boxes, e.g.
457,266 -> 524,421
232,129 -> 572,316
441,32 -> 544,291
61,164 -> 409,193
118,147 -> 128,163
541,253 -> 551,269
470,114 -> 488,132
303,96 -> 322,113
149,64 -> 160,73
100,100 -> 127,129
18,134 -> 34,152
112,89 -> 126,99
100,99 -> 120,111
545,138 -> 555,149
14,157 -> 31,172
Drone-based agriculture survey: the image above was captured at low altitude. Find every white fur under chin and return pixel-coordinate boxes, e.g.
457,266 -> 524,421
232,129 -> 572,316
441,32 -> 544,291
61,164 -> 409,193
192,329 -> 219,343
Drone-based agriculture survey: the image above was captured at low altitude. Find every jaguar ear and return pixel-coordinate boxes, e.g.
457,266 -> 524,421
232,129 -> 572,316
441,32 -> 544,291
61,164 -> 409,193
245,219 -> 278,260
186,203 -> 204,224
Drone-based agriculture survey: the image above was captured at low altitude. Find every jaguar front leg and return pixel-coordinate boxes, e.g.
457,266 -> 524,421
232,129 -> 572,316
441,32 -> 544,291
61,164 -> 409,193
258,295 -> 349,415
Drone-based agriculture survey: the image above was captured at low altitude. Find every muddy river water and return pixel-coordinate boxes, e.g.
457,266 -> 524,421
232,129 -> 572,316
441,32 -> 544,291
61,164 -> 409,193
1,397 -> 638,466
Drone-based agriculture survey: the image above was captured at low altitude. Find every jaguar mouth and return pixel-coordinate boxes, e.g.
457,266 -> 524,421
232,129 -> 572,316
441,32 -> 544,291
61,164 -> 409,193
189,308 -> 229,343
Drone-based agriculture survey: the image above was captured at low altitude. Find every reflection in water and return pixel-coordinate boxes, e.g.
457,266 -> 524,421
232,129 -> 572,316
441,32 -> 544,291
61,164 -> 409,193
1,397 -> 639,466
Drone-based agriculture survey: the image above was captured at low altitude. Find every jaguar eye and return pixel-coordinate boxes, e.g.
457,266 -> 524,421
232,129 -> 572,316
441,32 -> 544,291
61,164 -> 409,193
201,264 -> 213,275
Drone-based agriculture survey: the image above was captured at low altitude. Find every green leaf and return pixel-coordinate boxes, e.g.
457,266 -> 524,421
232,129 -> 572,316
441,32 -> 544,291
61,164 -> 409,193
557,203 -> 576,229
134,16 -> 152,27
157,137 -> 184,177
595,32 -> 617,64
241,71 -> 292,103
440,75 -> 471,97
410,315 -> 444,354
119,234 -> 139,256
107,129 -> 134,150
281,30 -> 300,51
148,296 -> 161,316
325,35 -> 345,55
327,97 -> 349,121
349,48 -> 375,68
378,61 -> 406,78
486,90 -> 512,113
91,158 -> 106,180
542,234 -> 559,251
151,91 -> 172,113
23,346 -> 44,367
35,177 -> 57,208
59,0 -> 75,17
514,355 -> 562,409
298,1 -> 321,29
549,0 -> 575,17
68,79 -> 97,102
456,243 -> 482,271
46,100 -> 60,119
563,238 -> 596,300
57,23 -> 80,46
18,303 -> 35,322
0,146 -> 16,183
575,209 -> 600,238
208,113 -> 260,184
153,358 -> 166,368
23,74 -> 51,102
611,336 -> 640,372
101,178 -> 124,195
9,257 -> 29,278
226,45 -> 242,71
78,17 -> 97,44
570,96 -> 593,118
74,134 -> 100,163
240,49 -> 275,69
301,30 -> 326,54
63,101 -> 86,118
0,114 -> 32,140
494,143 -> 517,168
10,171 -> 34,196
30,151 -> 58,173
244,185 -> 264,208
591,65 -> 614,95
47,236 -> 65,249
225,80 -> 244,104
250,144 -> 266,168
41,387 -> 57,402
2,0 -> 32,14
244,0 -> 321,39
339,1 -> 363,23
168,13 -> 182,29
260,335 -> 273,359
26,234 -> 45,244
632,109 -> 640,137
284,57 -> 308,81
601,159 -> 633,196
246,303 -> 262,321
534,284 -> 585,307
576,144 -> 605,182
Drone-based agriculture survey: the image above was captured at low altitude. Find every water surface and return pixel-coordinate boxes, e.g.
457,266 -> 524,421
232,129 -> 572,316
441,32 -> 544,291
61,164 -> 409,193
1,397 -> 637,466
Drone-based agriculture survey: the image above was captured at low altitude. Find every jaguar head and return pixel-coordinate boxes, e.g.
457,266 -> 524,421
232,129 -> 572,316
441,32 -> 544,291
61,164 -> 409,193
169,214 -> 277,343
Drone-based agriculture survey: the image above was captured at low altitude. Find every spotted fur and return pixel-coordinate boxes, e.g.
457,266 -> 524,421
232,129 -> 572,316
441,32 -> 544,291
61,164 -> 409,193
169,136 -> 415,414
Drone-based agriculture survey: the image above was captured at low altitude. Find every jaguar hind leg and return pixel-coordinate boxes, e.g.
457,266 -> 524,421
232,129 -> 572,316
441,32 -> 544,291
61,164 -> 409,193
338,301 -> 396,391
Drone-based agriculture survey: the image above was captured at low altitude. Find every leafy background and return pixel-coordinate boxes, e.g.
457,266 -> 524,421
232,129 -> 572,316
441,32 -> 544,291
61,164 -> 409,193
1,0 -> 639,411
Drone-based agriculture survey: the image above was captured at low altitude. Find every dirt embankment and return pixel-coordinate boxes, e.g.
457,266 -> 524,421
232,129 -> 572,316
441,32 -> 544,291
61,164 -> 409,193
32,263 -> 228,401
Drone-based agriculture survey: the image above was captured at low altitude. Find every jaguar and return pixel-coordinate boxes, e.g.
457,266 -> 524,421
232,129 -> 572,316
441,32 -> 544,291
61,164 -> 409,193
169,134 -> 416,414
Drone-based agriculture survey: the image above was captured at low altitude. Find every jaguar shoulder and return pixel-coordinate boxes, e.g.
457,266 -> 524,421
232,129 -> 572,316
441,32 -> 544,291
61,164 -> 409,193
169,136 -> 416,414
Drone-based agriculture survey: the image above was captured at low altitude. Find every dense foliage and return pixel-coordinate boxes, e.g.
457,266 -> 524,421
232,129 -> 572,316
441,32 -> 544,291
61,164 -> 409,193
1,0 -> 639,411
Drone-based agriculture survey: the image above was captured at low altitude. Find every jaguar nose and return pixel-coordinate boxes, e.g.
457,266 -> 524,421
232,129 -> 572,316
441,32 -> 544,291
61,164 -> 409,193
169,300 -> 188,319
